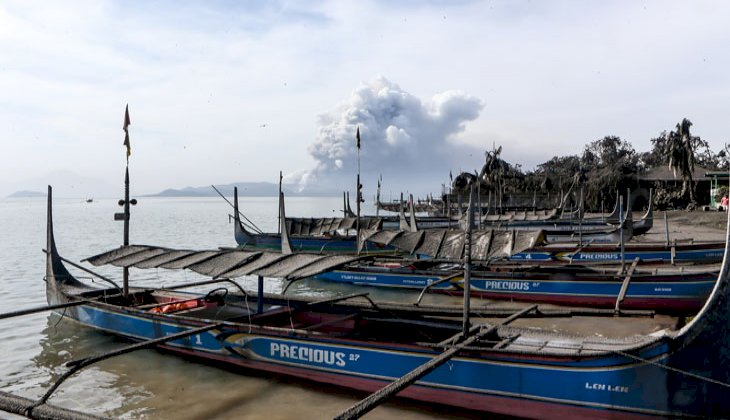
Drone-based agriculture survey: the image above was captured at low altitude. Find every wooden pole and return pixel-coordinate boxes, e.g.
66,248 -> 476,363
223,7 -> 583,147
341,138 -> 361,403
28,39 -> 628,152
28,322 -> 224,415
615,257 -> 641,312
356,127 -> 361,254
334,305 -> 537,420
477,182 -> 481,229
123,166 -> 130,300
619,195 -> 625,268
356,177 -> 361,255
0,390 -> 105,420
278,171 -> 282,234
414,272 -> 462,306
257,275 -> 264,314
463,185 -> 474,335
0,300 -> 90,321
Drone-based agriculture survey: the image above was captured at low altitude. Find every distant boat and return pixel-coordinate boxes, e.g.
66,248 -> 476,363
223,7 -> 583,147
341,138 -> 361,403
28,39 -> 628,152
315,258 -> 718,313
86,198 -> 93,203
232,187 -> 397,255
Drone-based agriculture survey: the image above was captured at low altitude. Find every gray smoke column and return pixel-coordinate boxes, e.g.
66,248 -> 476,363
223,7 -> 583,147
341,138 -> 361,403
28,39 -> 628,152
292,76 -> 484,194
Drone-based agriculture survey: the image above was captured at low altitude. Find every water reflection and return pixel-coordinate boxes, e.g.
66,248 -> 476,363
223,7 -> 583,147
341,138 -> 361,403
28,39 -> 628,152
28,314 -> 151,417
2,197 -> 487,419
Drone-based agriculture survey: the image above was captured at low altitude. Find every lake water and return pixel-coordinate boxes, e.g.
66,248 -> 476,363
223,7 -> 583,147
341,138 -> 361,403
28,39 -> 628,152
0,195 -> 481,419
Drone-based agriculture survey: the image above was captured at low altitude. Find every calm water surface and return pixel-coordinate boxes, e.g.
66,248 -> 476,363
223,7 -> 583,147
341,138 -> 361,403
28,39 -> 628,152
0,196 -> 480,419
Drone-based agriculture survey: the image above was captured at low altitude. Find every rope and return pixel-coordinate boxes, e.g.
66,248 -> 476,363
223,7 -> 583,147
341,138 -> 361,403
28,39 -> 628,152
612,349 -> 730,389
430,332 -> 730,391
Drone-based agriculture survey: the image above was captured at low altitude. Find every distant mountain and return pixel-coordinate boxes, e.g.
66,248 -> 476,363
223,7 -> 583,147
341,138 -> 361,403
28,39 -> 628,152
148,182 -> 335,197
5,170 -> 118,199
6,190 -> 46,198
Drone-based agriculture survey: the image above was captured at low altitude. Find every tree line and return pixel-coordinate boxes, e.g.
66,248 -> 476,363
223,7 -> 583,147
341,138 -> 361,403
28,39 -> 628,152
451,118 -> 729,211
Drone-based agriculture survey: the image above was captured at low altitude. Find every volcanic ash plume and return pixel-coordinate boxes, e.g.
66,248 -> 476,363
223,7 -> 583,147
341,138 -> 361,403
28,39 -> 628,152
291,76 -> 484,194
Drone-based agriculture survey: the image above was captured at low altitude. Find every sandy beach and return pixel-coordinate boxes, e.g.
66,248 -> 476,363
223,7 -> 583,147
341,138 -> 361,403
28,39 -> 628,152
635,209 -> 727,243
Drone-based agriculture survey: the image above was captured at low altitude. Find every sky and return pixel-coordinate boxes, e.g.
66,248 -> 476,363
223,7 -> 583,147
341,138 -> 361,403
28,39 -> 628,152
1,0 -> 730,198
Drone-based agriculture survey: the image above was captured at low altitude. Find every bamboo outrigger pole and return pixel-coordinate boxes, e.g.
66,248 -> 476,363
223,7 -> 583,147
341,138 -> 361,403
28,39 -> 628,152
0,390 -> 106,420
334,185 -> 495,420
0,300 -> 91,321
25,323 -> 225,417
335,304 -> 538,420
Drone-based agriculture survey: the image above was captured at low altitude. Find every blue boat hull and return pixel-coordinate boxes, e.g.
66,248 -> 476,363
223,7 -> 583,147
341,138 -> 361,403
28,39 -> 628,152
235,216 -> 398,255
315,269 -> 715,311
315,270 -> 456,290
511,243 -> 725,263
42,185 -> 730,418
59,302 -> 691,418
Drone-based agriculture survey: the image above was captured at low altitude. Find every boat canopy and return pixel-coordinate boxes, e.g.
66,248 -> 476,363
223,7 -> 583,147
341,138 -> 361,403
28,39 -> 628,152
83,245 -> 366,280
360,228 -> 546,260
286,217 -> 383,235
482,208 -> 558,222
84,227 -> 545,281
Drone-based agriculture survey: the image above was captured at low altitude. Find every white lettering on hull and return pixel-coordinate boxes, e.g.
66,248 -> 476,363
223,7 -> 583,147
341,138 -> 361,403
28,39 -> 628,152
480,281 -> 531,291
585,382 -> 630,393
270,343 -> 348,367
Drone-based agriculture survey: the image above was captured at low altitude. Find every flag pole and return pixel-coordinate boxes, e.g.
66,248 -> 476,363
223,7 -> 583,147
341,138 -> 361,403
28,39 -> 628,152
122,105 -> 131,300
122,166 -> 130,300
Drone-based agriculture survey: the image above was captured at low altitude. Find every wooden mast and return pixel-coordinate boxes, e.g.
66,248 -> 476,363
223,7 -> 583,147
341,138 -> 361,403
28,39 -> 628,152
122,105 -> 131,300
116,104 -> 136,300
122,166 -> 130,299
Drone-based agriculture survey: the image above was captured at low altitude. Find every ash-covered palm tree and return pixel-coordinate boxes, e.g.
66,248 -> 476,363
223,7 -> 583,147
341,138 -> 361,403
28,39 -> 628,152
479,145 -> 509,199
666,118 -> 696,204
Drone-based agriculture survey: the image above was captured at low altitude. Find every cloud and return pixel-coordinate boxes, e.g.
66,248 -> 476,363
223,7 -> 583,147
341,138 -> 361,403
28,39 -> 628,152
3,1 -> 730,198
291,76 -> 484,195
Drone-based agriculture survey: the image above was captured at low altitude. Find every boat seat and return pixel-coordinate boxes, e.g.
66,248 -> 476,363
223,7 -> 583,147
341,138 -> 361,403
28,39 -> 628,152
176,304 -> 256,321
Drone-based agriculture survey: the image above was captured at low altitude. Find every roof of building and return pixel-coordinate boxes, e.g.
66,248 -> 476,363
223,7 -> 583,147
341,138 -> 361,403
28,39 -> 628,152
639,165 -> 714,182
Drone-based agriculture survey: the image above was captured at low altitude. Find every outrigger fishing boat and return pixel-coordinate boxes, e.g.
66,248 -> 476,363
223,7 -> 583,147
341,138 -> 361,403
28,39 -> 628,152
357,206 -> 722,265
405,198 -> 636,244
510,240 -> 726,264
351,188 -> 650,240
30,185 -> 730,419
314,258 -> 718,313
232,187 -> 397,255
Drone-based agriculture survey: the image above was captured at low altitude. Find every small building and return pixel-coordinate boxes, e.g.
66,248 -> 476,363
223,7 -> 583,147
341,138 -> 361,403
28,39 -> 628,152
638,165 -> 715,208
705,170 -> 730,209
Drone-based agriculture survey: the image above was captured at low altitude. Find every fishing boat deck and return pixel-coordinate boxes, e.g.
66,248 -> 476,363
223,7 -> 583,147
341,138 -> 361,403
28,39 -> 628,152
76,287 -> 672,358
